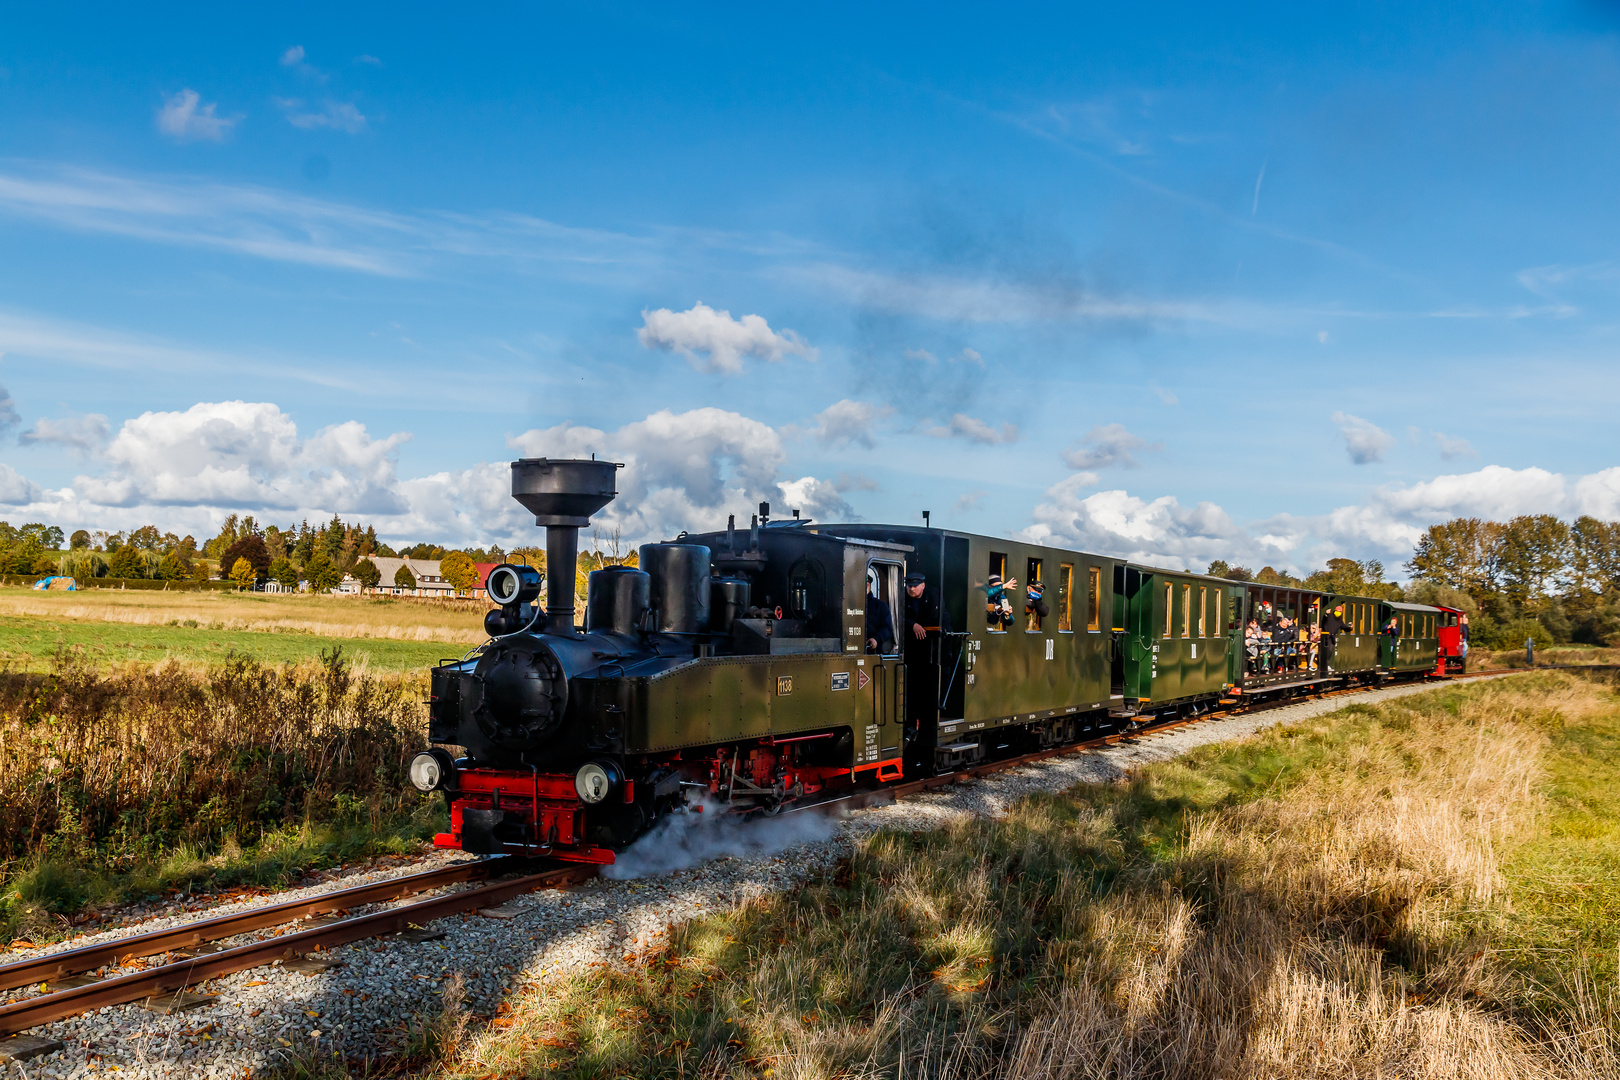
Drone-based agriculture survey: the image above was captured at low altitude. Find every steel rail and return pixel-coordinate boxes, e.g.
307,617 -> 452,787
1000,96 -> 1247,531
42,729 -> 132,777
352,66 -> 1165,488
0,864 -> 595,1038
0,859 -> 507,993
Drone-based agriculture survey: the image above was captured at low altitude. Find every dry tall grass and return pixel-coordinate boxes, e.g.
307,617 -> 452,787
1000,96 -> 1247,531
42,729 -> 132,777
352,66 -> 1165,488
0,585 -> 487,644
449,675 -> 1619,1080
0,650 -> 427,875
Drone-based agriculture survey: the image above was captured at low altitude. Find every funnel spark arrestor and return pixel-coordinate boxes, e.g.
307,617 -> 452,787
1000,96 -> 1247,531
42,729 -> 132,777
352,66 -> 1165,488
510,458 -> 621,634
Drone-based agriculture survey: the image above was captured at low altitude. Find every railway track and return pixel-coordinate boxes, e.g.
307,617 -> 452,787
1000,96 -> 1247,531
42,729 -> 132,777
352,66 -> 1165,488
0,668 -> 1521,1052
0,859 -> 593,1043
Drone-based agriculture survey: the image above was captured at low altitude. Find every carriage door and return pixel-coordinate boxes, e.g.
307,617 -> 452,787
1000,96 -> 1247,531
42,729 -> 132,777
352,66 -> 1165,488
869,559 -> 904,763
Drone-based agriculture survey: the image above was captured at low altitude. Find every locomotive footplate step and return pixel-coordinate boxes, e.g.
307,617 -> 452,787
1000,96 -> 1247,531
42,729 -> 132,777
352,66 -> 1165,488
45,974 -> 100,991
0,1035 -> 64,1061
142,991 -> 215,1015
284,956 -> 345,974
395,927 -> 447,943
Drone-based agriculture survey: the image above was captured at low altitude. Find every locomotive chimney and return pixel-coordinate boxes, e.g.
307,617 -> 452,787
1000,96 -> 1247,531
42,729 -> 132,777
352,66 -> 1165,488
509,458 -> 620,634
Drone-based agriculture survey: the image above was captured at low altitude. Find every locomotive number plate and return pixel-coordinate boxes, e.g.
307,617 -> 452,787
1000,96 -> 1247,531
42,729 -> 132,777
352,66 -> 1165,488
830,672 -> 851,691
777,675 -> 793,695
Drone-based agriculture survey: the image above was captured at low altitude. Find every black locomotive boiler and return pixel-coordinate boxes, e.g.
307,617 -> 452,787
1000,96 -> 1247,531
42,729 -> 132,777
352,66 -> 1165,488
409,457 -> 1452,865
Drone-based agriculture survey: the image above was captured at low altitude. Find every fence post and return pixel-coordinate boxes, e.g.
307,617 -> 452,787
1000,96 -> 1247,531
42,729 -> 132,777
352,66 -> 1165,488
1525,637 -> 1534,666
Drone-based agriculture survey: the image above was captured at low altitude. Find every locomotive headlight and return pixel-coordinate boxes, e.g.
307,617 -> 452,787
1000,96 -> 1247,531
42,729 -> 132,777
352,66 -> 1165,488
408,748 -> 456,792
486,563 -> 543,607
575,760 -> 621,804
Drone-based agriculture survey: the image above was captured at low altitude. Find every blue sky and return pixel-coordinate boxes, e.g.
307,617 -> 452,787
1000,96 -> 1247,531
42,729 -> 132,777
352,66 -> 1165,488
1,3 -> 1618,574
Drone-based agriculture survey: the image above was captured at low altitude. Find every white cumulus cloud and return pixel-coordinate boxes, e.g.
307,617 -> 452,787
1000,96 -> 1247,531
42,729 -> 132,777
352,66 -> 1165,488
1332,411 -> 1394,465
156,90 -> 238,143
75,401 -> 409,514
637,302 -> 816,374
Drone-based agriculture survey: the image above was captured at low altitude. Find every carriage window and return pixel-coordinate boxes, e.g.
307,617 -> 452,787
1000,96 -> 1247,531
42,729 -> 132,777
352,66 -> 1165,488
1198,587 -> 1207,638
1182,584 -> 1192,638
1087,566 -> 1101,632
987,551 -> 1010,632
1164,583 -> 1173,638
1057,563 -> 1073,632
1026,558 -> 1044,632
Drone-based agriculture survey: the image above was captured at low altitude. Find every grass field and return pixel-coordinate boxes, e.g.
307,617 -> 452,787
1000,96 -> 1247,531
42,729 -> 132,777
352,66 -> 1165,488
425,673 -> 1619,1080
0,650 -> 440,940
0,585 -> 486,672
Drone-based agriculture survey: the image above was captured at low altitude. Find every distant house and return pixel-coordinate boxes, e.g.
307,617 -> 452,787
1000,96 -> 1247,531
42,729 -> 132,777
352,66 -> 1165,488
362,555 -> 458,597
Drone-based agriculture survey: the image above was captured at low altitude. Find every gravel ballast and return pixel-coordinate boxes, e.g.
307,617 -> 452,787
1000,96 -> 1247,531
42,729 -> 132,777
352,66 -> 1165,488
0,677 -> 1502,1078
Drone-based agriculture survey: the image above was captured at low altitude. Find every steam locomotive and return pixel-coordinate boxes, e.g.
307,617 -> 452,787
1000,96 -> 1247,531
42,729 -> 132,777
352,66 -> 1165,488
408,458 -> 1460,864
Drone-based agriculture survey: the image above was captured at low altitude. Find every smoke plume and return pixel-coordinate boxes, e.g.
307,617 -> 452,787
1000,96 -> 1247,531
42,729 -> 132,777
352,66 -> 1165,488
601,798 -> 841,880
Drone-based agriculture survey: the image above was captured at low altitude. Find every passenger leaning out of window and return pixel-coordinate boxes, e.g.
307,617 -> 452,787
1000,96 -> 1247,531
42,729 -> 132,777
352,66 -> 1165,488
1025,580 -> 1048,630
984,573 -> 1018,630
1382,616 -> 1401,636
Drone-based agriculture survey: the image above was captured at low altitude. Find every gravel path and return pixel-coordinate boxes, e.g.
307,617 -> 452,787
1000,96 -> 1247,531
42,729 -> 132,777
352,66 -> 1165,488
1,677 -> 1507,1078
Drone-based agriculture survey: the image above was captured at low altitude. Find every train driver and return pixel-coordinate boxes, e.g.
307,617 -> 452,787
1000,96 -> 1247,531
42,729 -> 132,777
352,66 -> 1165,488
905,571 -> 943,641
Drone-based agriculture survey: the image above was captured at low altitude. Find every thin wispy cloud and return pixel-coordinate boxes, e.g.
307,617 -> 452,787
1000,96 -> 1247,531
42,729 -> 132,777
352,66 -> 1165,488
18,413 -> 110,455
908,79 -> 1415,285
0,382 -> 19,431
280,99 -> 367,133
156,90 -> 239,143
1434,431 -> 1478,460
0,164 -> 676,278
791,262 -> 1245,326
0,306 -> 366,393
1063,423 -> 1161,470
